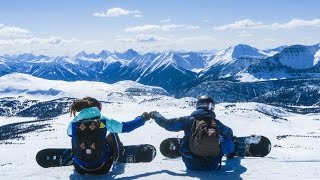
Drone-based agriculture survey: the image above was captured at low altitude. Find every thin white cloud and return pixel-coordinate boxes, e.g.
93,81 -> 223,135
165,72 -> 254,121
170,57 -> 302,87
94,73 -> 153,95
214,18 -> 320,30
124,25 -> 160,32
184,25 -> 200,30
162,24 -> 199,30
0,23 -> 84,55
0,36 -> 79,46
133,14 -> 143,18
160,19 -> 172,23
116,34 -> 168,43
136,35 -> 157,42
0,24 -> 30,37
0,39 -> 14,46
93,7 -> 142,18
124,24 -> 200,32
213,19 -> 262,30
136,34 -> 168,42
271,19 -> 320,29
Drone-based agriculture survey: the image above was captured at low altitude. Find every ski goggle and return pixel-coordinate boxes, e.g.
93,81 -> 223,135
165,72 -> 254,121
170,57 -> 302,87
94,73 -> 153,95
196,102 -> 215,111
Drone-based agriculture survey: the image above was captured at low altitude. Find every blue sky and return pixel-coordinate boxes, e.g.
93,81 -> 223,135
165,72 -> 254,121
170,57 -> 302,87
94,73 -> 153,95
0,0 -> 319,55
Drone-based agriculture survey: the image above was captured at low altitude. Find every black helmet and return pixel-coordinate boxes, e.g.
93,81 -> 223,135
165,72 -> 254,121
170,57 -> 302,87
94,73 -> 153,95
196,95 -> 215,111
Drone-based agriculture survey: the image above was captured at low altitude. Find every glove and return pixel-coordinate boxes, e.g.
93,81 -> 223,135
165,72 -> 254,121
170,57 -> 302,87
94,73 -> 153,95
149,111 -> 159,119
142,112 -> 151,121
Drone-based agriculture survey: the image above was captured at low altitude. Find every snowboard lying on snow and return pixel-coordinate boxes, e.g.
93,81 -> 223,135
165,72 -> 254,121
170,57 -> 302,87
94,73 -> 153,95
160,135 -> 271,158
36,144 -> 156,168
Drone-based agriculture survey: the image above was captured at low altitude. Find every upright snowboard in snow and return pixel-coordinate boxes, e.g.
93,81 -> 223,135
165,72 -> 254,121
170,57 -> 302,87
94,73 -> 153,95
36,144 -> 156,168
160,135 -> 271,158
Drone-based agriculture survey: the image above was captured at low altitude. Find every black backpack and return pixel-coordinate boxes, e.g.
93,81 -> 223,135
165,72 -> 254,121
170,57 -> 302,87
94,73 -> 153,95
71,119 -> 110,169
189,116 -> 220,157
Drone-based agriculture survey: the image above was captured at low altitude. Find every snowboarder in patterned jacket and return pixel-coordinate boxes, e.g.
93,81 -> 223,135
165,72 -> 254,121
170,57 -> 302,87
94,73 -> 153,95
150,95 -> 235,171
67,97 -> 150,175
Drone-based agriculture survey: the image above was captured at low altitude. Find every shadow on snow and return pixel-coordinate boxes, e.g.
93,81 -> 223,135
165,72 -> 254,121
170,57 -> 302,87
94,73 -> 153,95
69,158 -> 247,180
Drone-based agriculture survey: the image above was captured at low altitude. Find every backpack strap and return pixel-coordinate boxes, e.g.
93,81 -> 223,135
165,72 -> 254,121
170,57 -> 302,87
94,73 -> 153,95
217,144 -> 222,170
79,162 -> 106,172
217,156 -> 222,170
110,133 -> 122,170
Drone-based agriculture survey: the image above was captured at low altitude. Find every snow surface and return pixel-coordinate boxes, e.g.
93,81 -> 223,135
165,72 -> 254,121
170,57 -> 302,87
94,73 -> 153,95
0,74 -> 320,179
236,72 -> 320,82
0,73 -> 167,100
1,95 -> 320,179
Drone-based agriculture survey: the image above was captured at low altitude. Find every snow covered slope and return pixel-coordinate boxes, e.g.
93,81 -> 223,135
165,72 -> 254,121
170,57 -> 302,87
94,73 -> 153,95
277,44 -> 320,69
242,44 -> 320,82
0,95 -> 319,179
263,45 -> 288,56
199,44 -> 267,80
182,79 -> 320,107
0,73 -> 168,100
198,44 -> 320,82
206,44 -> 267,66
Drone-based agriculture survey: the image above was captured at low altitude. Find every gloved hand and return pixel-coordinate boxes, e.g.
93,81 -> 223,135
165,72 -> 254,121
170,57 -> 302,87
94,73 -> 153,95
149,111 -> 159,119
142,112 -> 151,121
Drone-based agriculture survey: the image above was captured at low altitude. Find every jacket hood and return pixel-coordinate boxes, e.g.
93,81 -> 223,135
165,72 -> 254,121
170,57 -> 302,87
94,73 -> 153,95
74,107 -> 101,121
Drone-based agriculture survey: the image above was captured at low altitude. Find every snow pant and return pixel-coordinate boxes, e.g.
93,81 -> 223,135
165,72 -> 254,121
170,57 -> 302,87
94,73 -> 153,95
74,133 -> 123,175
182,136 -> 235,171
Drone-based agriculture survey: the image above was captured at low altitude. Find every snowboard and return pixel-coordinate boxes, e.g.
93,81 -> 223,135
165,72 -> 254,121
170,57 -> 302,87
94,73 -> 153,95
160,135 -> 271,158
36,144 -> 156,168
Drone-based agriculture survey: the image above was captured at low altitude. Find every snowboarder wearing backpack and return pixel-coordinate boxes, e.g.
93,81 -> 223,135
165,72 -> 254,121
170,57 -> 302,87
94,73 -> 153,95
67,97 -> 150,175
150,95 -> 235,171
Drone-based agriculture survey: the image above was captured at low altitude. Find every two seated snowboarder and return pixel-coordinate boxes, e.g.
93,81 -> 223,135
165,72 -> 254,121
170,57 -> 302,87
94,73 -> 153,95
67,95 -> 235,175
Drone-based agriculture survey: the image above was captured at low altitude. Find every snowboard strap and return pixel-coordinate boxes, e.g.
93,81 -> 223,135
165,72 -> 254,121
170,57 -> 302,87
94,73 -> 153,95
218,156 -> 222,170
217,143 -> 222,170
62,149 -> 73,166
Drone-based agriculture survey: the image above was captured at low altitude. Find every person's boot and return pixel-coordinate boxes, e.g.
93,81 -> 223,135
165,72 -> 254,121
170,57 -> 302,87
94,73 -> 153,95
226,136 -> 237,159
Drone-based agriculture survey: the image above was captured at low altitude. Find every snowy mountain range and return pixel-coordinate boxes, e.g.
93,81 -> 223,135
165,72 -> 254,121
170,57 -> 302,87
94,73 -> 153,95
1,43 -> 320,106
0,49 -> 210,91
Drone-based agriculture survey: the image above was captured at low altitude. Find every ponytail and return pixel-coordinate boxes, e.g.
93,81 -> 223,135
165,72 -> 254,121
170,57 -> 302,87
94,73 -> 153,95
69,97 -> 101,117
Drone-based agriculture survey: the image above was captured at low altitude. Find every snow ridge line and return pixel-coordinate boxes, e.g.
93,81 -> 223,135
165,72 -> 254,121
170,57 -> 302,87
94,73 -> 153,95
276,135 -> 320,140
